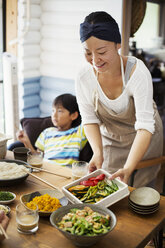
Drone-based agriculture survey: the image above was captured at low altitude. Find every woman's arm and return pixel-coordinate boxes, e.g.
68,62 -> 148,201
84,123 -> 104,172
110,129 -> 152,183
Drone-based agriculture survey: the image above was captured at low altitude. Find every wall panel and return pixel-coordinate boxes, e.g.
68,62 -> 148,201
17,0 -> 41,118
40,0 -> 116,116
17,0 -> 123,117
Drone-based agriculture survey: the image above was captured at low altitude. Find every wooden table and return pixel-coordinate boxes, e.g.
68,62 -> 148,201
1,152 -> 165,248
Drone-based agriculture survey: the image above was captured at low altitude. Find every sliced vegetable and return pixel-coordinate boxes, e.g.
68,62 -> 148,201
95,174 -> 105,181
93,179 -> 99,185
86,174 -> 106,183
80,180 -> 95,186
68,174 -> 119,204
88,177 -> 97,181
68,185 -> 89,192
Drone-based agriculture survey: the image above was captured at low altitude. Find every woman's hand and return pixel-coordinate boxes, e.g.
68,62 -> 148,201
109,130 -> 152,184
109,167 -> 132,184
0,211 -> 9,242
89,153 -> 103,173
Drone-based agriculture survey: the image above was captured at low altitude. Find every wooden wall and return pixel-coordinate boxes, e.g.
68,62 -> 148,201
6,0 -> 17,55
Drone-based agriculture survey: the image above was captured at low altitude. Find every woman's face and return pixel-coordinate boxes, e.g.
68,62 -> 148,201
83,36 -> 120,73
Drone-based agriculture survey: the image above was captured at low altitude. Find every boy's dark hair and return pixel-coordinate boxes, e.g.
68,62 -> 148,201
84,11 -> 115,24
53,94 -> 81,127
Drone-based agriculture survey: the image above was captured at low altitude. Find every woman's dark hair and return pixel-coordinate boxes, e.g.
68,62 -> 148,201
53,94 -> 81,127
84,11 -> 115,24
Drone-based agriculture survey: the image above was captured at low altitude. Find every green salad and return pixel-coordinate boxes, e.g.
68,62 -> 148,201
58,206 -> 110,236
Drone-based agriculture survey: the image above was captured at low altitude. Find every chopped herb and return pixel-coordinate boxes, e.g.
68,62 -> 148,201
0,192 -> 14,201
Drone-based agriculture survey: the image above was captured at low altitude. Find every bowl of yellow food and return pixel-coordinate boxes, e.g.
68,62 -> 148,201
50,203 -> 116,247
20,188 -> 68,217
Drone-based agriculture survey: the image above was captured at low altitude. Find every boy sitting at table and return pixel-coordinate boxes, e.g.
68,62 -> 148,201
16,94 -> 87,167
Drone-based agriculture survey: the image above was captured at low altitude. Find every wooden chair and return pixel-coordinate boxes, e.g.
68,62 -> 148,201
130,156 -> 165,195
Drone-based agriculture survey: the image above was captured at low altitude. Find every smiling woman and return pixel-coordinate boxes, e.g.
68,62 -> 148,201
75,11 -> 163,188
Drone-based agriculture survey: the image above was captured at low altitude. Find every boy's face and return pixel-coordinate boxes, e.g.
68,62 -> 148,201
51,104 -> 73,131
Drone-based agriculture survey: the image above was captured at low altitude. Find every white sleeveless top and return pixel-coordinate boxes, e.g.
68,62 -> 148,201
75,56 -> 155,134
96,56 -> 136,114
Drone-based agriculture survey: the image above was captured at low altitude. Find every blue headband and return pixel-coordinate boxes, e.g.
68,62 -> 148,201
80,22 -> 121,43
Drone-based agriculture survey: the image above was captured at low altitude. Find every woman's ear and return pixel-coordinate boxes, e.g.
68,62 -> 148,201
71,111 -> 79,121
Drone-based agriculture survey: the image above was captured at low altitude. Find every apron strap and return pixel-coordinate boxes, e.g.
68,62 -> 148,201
120,56 -> 126,88
92,89 -> 99,112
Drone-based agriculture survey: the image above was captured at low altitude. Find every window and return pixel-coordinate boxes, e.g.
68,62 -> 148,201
133,2 -> 160,49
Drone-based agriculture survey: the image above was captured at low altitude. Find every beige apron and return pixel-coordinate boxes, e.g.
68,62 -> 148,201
93,57 -> 163,187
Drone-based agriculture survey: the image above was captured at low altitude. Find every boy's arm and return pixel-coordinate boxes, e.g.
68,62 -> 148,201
16,130 -> 36,153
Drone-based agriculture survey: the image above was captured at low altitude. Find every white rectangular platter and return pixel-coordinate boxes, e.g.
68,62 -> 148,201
62,169 -> 130,208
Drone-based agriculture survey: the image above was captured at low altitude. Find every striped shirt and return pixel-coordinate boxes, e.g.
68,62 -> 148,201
35,125 -> 87,167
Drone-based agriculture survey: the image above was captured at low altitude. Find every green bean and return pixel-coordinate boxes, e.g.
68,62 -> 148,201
93,228 -> 104,234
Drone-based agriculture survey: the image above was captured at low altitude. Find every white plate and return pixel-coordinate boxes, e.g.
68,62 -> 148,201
128,201 -> 159,212
62,169 -> 130,208
129,206 -> 159,215
129,187 -> 160,206
0,192 -> 16,204
128,198 -> 159,209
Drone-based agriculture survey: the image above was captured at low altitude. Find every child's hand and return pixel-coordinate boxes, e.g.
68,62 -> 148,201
16,130 -> 28,143
16,130 -> 35,152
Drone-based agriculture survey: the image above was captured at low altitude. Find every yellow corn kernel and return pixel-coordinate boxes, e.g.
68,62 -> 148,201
26,194 -> 61,212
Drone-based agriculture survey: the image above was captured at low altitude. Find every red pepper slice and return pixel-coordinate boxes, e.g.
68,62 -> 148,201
88,177 -> 96,181
95,174 -> 105,181
80,180 -> 95,186
93,179 -> 99,185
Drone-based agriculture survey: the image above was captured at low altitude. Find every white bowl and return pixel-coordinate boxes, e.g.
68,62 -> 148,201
0,204 -> 11,215
0,139 -> 7,159
50,203 -> 117,247
20,188 -> 68,216
62,169 -> 130,208
0,192 -> 16,204
0,133 -> 12,159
